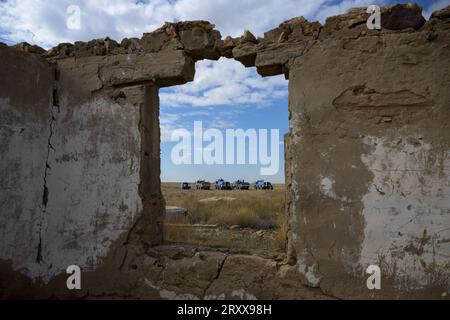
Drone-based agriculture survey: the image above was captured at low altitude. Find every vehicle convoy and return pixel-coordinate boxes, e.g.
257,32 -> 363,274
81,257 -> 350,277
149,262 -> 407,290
254,180 -> 274,190
181,182 -> 191,190
215,179 -> 232,190
232,180 -> 250,190
196,180 -> 211,190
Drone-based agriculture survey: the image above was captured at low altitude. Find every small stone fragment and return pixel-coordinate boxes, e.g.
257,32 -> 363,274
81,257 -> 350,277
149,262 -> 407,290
242,30 -> 258,43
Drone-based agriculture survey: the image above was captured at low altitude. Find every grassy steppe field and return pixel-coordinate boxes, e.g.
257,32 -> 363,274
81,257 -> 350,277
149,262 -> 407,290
162,182 -> 287,251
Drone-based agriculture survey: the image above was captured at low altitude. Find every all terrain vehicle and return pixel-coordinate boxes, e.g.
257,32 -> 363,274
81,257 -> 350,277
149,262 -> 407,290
181,182 -> 191,190
232,180 -> 250,190
255,180 -> 274,190
196,180 -> 211,190
215,179 -> 232,190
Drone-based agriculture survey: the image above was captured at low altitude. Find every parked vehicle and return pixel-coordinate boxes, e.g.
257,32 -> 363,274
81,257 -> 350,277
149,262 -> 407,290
254,180 -> 265,190
232,180 -> 250,190
254,180 -> 274,190
196,180 -> 211,190
181,182 -> 191,190
215,179 -> 224,190
215,179 -> 232,190
222,181 -> 233,190
261,182 -> 274,190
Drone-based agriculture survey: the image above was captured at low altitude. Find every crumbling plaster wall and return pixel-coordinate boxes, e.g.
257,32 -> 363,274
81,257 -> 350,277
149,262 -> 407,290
41,73 -> 143,282
0,46 -> 55,280
0,3 -> 449,299
286,26 -> 450,298
0,47 -> 165,285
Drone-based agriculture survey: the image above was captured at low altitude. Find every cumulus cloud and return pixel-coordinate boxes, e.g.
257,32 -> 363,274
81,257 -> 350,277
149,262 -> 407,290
160,58 -> 288,108
0,0 -> 404,47
160,112 -> 181,143
0,0 -> 178,47
158,58 -> 287,140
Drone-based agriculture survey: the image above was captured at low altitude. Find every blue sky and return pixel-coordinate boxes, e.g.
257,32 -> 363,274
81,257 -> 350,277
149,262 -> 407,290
1,0 -> 448,183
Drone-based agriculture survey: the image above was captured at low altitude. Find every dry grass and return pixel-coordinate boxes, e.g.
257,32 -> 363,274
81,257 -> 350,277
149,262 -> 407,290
275,214 -> 287,251
164,224 -> 197,244
170,192 -> 284,229
162,183 -> 287,251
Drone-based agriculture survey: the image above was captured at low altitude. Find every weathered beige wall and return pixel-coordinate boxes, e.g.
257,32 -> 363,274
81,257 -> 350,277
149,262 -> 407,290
286,25 -> 450,298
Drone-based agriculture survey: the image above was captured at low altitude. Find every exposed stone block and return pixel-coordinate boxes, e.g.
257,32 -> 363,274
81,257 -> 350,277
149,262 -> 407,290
381,4 -> 426,30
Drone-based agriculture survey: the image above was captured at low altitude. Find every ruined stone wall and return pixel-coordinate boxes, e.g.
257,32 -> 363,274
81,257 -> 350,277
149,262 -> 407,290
0,47 -> 166,295
285,8 -> 450,299
0,46 -> 55,280
0,21 -> 214,299
0,3 -> 449,299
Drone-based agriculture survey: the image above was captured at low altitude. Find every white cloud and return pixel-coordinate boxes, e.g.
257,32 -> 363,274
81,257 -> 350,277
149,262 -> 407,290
0,0 -> 177,47
0,0 -> 405,47
160,58 -> 288,108
160,113 -> 181,142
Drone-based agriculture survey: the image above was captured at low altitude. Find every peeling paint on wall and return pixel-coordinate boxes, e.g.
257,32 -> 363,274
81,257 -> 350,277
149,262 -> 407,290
360,136 -> 450,290
39,98 -> 142,281
320,176 -> 337,199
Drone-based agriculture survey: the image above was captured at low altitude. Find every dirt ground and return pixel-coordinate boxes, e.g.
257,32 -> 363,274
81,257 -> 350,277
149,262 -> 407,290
162,183 -> 286,252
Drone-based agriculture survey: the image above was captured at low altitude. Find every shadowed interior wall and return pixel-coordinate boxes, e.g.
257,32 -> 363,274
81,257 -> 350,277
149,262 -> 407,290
0,47 -> 55,279
0,48 -> 165,285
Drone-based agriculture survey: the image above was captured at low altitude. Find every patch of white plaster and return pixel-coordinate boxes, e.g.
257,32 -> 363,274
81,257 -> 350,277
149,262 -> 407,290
1,97 -> 143,282
320,176 -> 337,199
297,253 -> 321,287
360,136 -> 450,290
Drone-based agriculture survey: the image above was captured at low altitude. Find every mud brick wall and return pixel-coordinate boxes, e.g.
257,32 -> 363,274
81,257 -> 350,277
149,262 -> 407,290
286,25 -> 450,298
